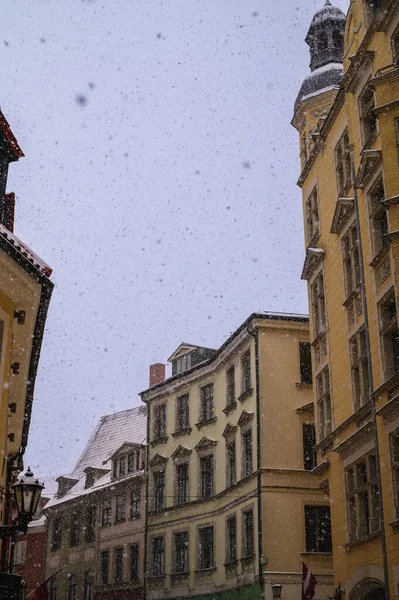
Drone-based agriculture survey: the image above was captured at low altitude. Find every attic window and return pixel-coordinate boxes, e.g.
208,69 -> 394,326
176,353 -> 191,375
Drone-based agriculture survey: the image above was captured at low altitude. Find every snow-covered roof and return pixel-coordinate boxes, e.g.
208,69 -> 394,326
309,0 -> 346,28
0,224 -> 52,277
44,406 -> 147,509
71,405 -> 147,480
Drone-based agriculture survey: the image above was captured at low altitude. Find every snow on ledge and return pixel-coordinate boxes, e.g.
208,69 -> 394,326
0,224 -> 52,277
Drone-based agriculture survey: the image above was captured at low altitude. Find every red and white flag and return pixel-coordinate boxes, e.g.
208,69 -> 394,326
302,561 -> 317,600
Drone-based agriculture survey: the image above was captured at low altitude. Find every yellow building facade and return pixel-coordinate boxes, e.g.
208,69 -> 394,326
293,1 -> 399,598
0,110 -> 53,570
141,313 -> 333,600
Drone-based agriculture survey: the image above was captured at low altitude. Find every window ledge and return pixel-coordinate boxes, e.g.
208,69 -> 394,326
238,388 -> 254,403
389,519 -> 399,533
171,571 -> 189,580
129,514 -> 141,520
369,244 -> 390,269
295,382 -> 312,388
195,567 -> 216,574
342,286 -> 361,307
172,428 -> 192,438
223,402 -> 237,415
240,554 -> 255,565
150,436 -> 169,447
147,575 -> 166,582
196,417 -> 217,430
301,551 -> 332,556
344,530 -> 381,550
224,559 -> 239,568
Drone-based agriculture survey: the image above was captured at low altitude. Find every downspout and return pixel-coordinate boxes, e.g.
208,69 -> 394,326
351,156 -> 390,600
248,324 -> 264,597
143,401 -> 150,600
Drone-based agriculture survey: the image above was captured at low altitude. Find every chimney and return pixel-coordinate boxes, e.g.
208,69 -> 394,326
149,363 -> 166,387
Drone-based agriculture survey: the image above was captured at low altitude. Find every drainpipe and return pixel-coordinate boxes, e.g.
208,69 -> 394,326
248,323 -> 264,598
350,156 -> 390,600
143,403 -> 150,600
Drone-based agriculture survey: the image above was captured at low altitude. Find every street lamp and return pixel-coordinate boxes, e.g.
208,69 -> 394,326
0,467 -> 44,537
272,584 -> 283,600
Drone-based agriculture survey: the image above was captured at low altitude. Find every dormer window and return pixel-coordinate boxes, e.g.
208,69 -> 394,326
119,457 -> 126,477
176,353 -> 191,375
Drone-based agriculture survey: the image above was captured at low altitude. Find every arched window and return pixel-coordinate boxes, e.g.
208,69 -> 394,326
318,32 -> 328,51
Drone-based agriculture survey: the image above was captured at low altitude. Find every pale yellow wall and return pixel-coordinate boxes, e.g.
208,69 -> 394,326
294,0 -> 399,595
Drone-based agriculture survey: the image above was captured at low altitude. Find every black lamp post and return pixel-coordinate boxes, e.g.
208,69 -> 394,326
0,467 -> 44,537
271,583 -> 283,600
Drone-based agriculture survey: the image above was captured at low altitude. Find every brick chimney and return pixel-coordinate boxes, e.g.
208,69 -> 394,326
149,363 -> 166,387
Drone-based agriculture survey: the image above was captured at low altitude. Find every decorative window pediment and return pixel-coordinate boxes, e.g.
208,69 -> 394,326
355,149 -> 382,189
171,445 -> 192,460
194,436 -> 217,452
149,453 -> 168,467
222,423 -> 237,438
301,247 -> 325,281
111,442 -> 142,461
333,422 -> 373,459
330,197 -> 354,234
237,410 -> 254,428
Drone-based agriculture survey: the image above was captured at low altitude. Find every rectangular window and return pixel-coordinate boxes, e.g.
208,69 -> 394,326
130,543 -> 139,581
243,509 -> 254,557
113,461 -> 118,478
243,429 -> 253,477
316,367 -> 332,440
102,498 -> 112,526
299,342 -> 312,384
83,572 -> 93,600
152,536 -> 165,577
128,452 -> 135,472
379,289 -> 399,379
198,526 -> 214,570
390,429 -> 399,518
174,531 -> 189,574
350,328 -> 369,411
176,463 -> 189,505
335,129 -> 352,196
116,494 -> 126,523
131,489 -> 141,518
305,505 -> 332,552
119,457 -> 126,477
85,505 -> 97,543
368,176 -> 387,258
68,575 -> 77,600
200,383 -> 214,423
70,513 -> 81,547
50,578 -> 58,600
306,186 -> 320,245
176,393 -> 190,432
241,351 -> 251,393
51,517 -> 62,552
311,272 -> 326,339
115,547 -> 124,583
226,366 -> 235,407
359,83 -> 377,145
303,423 -> 317,471
154,471 -> 165,511
392,25 -> 399,66
342,224 -> 361,297
346,453 -> 380,541
200,455 -> 214,498
13,541 -> 27,566
226,516 -> 237,563
153,404 -> 167,441
101,551 -> 109,584
226,440 -> 236,487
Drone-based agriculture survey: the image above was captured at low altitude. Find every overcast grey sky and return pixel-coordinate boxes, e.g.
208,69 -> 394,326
2,0 -> 348,477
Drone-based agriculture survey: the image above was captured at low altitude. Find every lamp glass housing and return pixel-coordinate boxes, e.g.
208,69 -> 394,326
12,468 -> 44,522
272,584 -> 283,600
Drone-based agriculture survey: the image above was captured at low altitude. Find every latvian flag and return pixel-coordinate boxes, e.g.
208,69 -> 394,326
302,561 -> 317,600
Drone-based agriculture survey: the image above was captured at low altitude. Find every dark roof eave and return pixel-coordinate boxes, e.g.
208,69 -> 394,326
140,312 -> 309,398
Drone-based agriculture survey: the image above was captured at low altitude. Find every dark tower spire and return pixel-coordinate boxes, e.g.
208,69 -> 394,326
305,0 -> 346,72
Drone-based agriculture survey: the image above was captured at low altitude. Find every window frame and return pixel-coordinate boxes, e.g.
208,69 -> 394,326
226,365 -> 235,408
350,327 -> 369,411
69,512 -> 81,547
197,524 -> 214,571
153,469 -> 166,512
51,516 -> 62,552
100,550 -> 110,585
173,530 -> 189,574
316,367 -> 332,440
199,383 -> 214,423
305,186 -> 320,246
130,543 -> 140,582
302,422 -> 317,471
131,488 -> 141,518
226,515 -> 237,564
241,350 -> 251,394
334,129 -> 352,196
378,288 -> 399,380
153,403 -> 167,441
226,438 -> 237,487
199,454 -> 214,499
389,429 -> 399,519
175,462 -> 189,506
299,342 -> 312,385
345,452 -> 380,542
175,393 -> 190,433
114,547 -> 124,583
304,505 -> 332,553
101,497 -> 112,526
358,81 -> 377,146
242,507 -> 255,558
242,428 -> 253,478
115,494 -> 126,523
151,536 -> 165,578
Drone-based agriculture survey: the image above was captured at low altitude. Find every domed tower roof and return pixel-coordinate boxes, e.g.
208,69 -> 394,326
294,0 -> 346,112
